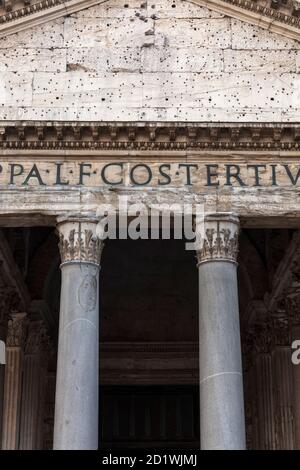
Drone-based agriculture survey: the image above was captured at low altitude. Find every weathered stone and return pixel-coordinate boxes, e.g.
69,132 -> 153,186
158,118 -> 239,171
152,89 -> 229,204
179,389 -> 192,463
66,46 -> 141,73
154,18 -> 231,48
224,50 -> 297,73
0,48 -> 67,73
0,20 -> 64,49
141,46 -> 223,73
231,19 -> 300,50
64,17 -> 155,48
146,0 -> 224,18
0,2 -> 297,122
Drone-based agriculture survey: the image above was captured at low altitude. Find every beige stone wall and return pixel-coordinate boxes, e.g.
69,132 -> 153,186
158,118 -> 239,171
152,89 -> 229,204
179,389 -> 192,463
0,0 -> 299,122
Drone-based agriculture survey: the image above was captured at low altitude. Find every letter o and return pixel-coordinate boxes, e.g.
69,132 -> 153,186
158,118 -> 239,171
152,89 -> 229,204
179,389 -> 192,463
130,164 -> 152,186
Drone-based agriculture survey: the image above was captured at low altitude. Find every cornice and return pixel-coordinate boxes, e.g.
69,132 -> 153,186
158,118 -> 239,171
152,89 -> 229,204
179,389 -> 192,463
0,0 -> 300,40
193,0 -> 300,40
0,121 -> 300,152
0,0 -> 104,37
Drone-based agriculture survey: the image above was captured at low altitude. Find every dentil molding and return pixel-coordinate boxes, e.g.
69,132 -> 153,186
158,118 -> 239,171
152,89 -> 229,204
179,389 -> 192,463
1,121 -> 300,152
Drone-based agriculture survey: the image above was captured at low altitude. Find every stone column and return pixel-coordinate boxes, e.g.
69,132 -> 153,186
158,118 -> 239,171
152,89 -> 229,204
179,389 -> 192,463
272,317 -> 294,449
196,213 -> 246,450
53,216 -> 103,450
248,319 -> 276,450
255,353 -> 276,449
287,297 -> 300,449
19,320 -> 50,450
0,314 -> 6,449
1,312 -> 27,450
291,323 -> 300,449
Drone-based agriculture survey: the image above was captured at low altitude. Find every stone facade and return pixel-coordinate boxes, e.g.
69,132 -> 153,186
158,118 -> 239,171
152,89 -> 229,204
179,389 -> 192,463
0,0 -> 299,122
0,0 -> 299,452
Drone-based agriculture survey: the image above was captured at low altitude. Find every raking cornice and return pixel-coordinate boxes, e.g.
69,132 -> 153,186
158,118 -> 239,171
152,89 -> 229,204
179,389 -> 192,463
0,0 -> 300,40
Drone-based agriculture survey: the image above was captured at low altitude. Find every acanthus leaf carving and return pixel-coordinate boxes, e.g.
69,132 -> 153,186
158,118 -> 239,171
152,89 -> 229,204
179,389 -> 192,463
196,214 -> 239,265
6,312 -> 28,348
58,220 -> 104,266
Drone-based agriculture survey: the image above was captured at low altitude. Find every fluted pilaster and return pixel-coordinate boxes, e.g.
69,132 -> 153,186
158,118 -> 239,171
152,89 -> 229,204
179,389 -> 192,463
1,312 -> 27,450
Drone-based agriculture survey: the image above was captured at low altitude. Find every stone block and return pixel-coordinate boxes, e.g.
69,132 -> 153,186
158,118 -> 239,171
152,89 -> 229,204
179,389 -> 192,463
64,16 -> 155,48
155,18 -> 231,48
0,20 -> 64,49
141,46 -> 224,73
0,48 -> 66,72
66,47 -> 141,73
231,19 -> 300,50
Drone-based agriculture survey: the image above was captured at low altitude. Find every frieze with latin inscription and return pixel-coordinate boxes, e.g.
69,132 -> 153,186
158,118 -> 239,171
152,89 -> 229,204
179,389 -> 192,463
1,161 -> 300,188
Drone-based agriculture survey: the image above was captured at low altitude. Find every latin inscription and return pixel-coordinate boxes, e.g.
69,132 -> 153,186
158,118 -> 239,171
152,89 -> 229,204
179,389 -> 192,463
1,161 -> 300,188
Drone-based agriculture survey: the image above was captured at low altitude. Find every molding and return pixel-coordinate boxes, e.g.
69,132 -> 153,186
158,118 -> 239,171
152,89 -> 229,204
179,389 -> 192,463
99,341 -> 199,385
0,0 -> 106,37
1,121 -> 300,152
0,0 -> 299,40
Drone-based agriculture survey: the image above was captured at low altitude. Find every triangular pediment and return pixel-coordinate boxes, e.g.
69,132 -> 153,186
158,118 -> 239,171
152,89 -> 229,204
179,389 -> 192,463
0,0 -> 300,41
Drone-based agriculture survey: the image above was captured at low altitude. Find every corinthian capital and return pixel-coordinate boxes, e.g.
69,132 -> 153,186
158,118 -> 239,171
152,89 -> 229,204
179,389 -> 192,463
6,312 -> 28,348
57,216 -> 104,266
196,213 -> 239,265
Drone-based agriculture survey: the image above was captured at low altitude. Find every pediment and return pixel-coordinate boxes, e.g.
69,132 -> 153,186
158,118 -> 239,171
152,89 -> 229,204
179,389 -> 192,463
0,0 -> 300,41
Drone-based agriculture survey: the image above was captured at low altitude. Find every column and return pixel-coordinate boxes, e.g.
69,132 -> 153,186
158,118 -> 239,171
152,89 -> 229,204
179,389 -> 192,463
247,318 -> 276,449
272,317 -> 294,449
1,312 -> 27,450
19,320 -> 50,449
196,213 -> 246,450
287,297 -> 300,449
0,308 -> 7,449
53,216 -> 103,450
255,352 -> 276,449
291,322 -> 300,449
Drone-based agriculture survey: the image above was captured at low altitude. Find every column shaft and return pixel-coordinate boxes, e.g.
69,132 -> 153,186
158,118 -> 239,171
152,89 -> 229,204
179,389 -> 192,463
273,346 -> 294,449
19,320 -> 50,450
19,354 -> 40,449
197,213 -> 245,450
0,323 -> 6,449
292,325 -> 300,449
1,313 -> 27,450
53,217 -> 103,450
256,354 -> 276,449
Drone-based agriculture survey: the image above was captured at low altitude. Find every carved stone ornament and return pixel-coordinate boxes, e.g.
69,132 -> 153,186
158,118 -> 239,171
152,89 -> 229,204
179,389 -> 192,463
6,312 -> 28,348
57,218 -> 104,266
246,317 -> 273,355
1,122 -> 300,152
271,312 -> 290,346
281,294 -> 300,328
196,213 -> 239,265
25,320 -> 51,354
0,286 -> 23,326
